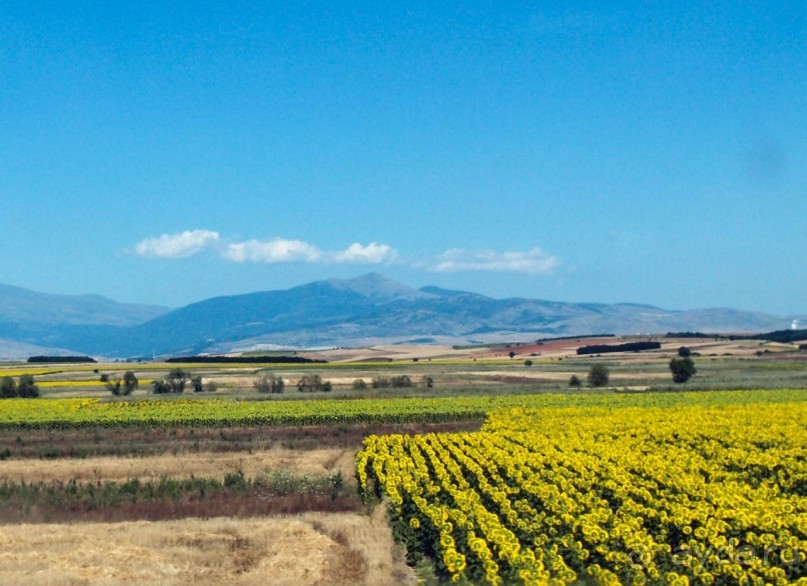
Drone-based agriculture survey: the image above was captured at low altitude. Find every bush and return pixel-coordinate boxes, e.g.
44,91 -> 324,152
166,368 -> 190,393
423,376 -> 434,388
678,346 -> 692,357
391,375 -> 413,388
352,379 -> 368,390
191,376 -> 204,393
105,376 -> 123,395
587,365 -> 610,387
524,359 -> 533,367
297,374 -> 323,392
372,377 -> 390,389
1,376 -> 17,399
122,371 -> 139,395
669,357 -> 697,383
16,374 -> 39,398
152,380 -> 171,394
569,375 -> 582,388
254,376 -> 270,393
256,374 -> 285,393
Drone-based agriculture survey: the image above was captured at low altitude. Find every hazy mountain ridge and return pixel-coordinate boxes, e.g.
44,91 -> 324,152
0,274 -> 802,359
0,283 -> 170,327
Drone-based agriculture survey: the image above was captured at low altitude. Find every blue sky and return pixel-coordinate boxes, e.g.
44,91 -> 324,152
1,2 -> 805,314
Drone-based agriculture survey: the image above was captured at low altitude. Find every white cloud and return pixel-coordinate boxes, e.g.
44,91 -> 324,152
132,231 -> 557,275
331,242 -> 398,264
428,247 -> 560,274
223,238 -> 323,263
134,230 -> 220,259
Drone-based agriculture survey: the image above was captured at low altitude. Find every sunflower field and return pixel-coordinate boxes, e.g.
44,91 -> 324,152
358,400 -> 807,585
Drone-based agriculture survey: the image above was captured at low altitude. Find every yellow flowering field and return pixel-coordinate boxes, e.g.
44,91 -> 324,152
358,400 -> 807,585
0,389 -> 805,430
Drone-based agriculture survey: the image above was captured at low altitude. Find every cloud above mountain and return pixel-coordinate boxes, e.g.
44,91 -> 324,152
134,230 -> 221,259
132,231 -> 557,274
425,248 -> 560,274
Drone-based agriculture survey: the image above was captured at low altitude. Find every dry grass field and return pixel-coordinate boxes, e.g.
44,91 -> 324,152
0,447 -> 357,484
0,508 -> 413,585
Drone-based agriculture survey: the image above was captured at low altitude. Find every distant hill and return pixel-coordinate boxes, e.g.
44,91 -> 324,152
0,274 -> 803,359
0,283 -> 169,327
0,283 -> 170,359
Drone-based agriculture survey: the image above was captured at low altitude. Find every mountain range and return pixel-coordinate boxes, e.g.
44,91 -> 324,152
0,274 -> 802,359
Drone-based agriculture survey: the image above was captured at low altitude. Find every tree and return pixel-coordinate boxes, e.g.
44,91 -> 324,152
423,376 -> 434,388
508,351 -> 516,359
152,379 -> 171,394
524,359 -> 533,367
271,376 -> 285,393
352,378 -> 368,390
122,371 -> 139,395
17,374 -> 39,398
372,377 -> 390,389
255,374 -> 284,394
166,368 -> 190,393
678,346 -> 692,358
297,374 -> 323,392
587,364 -> 610,387
391,375 -> 413,388
105,375 -> 123,395
569,375 -> 582,388
0,376 -> 17,398
669,357 -> 696,383
191,375 -> 204,393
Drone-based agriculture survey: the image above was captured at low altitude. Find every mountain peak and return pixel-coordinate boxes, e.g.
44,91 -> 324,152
321,273 -> 432,301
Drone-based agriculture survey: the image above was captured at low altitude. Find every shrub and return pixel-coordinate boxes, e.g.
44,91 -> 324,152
678,346 -> 692,357
151,380 -> 171,394
587,365 -> 610,387
297,374 -> 323,392
669,357 -> 696,383
352,379 -> 368,390
166,368 -> 190,393
372,377 -> 390,389
122,371 -> 139,395
1,376 -> 17,399
254,376 -> 271,393
391,375 -> 413,388
17,374 -> 39,398
256,374 -> 284,393
105,376 -> 123,395
569,375 -> 582,388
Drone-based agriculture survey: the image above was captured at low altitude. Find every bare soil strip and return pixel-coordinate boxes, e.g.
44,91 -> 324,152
0,421 -> 481,459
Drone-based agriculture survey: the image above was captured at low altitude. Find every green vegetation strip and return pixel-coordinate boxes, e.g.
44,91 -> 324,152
0,389 -> 805,429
